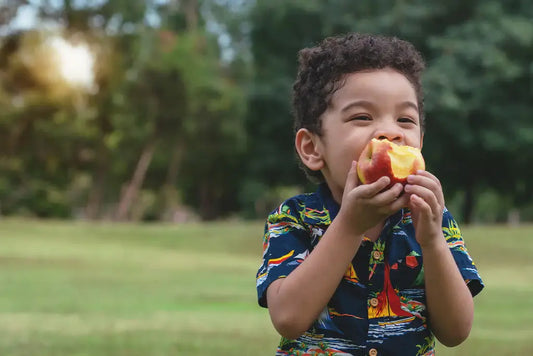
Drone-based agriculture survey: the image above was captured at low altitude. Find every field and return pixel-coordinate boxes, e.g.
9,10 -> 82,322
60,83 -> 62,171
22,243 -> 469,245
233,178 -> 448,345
0,219 -> 532,355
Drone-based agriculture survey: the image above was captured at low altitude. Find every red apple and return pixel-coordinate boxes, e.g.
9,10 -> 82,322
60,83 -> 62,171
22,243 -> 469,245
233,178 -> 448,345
357,138 -> 425,187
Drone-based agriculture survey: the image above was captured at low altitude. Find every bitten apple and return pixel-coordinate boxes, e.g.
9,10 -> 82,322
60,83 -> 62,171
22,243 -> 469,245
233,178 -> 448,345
357,138 -> 425,188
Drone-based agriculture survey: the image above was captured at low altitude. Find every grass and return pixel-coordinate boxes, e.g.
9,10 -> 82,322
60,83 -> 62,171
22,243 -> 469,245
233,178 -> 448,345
0,218 -> 532,355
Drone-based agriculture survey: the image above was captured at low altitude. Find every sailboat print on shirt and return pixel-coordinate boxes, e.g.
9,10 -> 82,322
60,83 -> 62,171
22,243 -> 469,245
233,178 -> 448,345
368,262 -> 413,319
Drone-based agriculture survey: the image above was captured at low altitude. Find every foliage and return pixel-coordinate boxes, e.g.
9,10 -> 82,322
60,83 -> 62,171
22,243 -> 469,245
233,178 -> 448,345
0,0 -> 531,221
244,0 -> 533,222
0,0 -> 247,220
423,1 -> 533,216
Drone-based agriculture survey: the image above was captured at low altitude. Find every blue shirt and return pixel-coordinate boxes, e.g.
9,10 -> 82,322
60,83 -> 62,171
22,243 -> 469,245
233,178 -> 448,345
256,184 -> 483,356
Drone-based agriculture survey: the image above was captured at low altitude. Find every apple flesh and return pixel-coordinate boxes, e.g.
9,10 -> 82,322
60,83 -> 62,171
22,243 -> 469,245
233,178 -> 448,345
357,138 -> 425,188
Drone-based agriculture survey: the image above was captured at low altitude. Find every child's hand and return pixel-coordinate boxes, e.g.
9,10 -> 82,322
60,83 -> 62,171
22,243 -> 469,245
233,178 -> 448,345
404,170 -> 445,248
338,160 -> 409,236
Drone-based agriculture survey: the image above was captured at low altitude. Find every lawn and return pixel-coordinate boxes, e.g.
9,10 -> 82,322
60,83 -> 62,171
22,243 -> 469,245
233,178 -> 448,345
0,218 -> 531,355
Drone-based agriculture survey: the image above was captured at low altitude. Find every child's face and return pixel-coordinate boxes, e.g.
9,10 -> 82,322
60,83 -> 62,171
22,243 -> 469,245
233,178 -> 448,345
311,68 -> 423,202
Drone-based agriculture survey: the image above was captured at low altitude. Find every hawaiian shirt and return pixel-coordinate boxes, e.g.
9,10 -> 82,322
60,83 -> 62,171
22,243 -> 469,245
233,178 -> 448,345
256,184 -> 484,356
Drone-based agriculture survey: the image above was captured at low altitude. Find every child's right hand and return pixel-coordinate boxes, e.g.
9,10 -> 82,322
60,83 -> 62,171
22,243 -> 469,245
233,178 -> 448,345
338,160 -> 409,235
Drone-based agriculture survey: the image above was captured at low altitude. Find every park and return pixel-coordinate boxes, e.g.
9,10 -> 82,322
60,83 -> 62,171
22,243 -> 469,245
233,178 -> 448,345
0,219 -> 532,355
0,1 -> 532,355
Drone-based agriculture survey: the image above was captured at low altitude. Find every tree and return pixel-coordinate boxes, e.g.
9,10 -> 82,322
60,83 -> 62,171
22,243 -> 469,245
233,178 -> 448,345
0,0 -> 249,221
159,29 -> 246,220
423,1 -> 533,222
243,0 -> 533,222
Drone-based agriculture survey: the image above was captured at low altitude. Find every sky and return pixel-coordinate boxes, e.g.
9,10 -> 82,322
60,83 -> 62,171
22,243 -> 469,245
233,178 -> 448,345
6,5 -> 39,32
2,1 -> 243,65
3,0 -> 166,35
2,3 -> 95,90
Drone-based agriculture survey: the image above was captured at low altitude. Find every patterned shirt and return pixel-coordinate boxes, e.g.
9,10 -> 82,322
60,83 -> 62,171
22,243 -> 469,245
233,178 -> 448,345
256,184 -> 483,356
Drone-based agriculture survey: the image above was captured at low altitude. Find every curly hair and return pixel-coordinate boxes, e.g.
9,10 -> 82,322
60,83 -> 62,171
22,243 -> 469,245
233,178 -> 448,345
292,33 -> 426,182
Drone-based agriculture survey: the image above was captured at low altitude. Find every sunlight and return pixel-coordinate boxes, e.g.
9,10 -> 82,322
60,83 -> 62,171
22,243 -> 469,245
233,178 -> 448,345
48,36 -> 95,91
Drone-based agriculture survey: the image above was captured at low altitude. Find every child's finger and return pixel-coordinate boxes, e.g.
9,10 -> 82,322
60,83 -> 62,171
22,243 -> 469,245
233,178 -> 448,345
409,194 -> 431,216
404,184 -> 441,216
372,183 -> 404,206
407,172 -> 445,207
415,169 -> 440,183
344,160 -> 359,193
407,173 -> 438,189
389,193 -> 411,211
357,176 -> 391,198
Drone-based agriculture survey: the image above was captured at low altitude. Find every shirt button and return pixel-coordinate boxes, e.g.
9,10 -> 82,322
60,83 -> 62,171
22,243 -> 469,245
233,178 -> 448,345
370,298 -> 379,307
369,348 -> 378,356
372,250 -> 381,260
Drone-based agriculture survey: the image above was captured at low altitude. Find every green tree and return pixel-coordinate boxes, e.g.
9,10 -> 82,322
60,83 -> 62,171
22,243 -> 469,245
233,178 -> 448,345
0,29 -> 98,217
0,0 -> 248,221
423,1 -> 533,222
243,0 -> 532,222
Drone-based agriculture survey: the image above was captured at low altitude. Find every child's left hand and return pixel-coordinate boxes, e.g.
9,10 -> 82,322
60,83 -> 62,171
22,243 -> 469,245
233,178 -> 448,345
404,170 -> 445,248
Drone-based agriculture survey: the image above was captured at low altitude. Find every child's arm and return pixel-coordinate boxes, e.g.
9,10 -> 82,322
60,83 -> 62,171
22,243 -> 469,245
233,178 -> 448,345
405,171 -> 474,346
267,162 -> 409,339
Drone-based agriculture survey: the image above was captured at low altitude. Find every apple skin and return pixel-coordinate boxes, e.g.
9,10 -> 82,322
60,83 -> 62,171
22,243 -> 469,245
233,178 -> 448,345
357,138 -> 425,188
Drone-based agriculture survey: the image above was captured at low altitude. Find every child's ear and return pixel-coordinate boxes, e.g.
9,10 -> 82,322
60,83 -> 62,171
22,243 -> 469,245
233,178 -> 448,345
295,128 -> 324,171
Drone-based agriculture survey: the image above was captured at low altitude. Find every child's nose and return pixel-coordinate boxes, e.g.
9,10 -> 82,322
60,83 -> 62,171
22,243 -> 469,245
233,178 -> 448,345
374,129 -> 404,143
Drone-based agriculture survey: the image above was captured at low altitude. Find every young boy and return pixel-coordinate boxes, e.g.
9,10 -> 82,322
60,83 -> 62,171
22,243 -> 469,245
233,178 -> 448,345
256,33 -> 483,356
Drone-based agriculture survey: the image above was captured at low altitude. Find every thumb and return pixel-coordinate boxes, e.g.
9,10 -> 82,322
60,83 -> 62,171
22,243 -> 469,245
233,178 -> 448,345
344,160 -> 360,192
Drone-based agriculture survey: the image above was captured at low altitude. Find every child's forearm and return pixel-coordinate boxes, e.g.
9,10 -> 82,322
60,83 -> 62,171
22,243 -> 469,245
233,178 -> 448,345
422,236 -> 474,346
266,213 -> 364,340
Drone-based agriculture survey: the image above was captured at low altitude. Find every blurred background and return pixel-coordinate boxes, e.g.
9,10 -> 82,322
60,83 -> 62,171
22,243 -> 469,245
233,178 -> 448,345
0,1 -> 532,355
0,0 -> 531,224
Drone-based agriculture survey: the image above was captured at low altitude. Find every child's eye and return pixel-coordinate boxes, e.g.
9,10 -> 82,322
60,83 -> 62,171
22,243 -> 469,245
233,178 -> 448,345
398,117 -> 416,124
350,115 -> 371,121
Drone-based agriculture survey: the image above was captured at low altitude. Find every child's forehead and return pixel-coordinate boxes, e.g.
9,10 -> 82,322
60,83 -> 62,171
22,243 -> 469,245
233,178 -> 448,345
328,68 -> 400,95
339,67 -> 410,84
329,69 -> 417,101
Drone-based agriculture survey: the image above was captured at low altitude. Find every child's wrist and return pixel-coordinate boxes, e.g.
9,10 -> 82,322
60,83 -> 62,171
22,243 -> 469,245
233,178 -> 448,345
419,233 -> 448,252
334,209 -> 367,240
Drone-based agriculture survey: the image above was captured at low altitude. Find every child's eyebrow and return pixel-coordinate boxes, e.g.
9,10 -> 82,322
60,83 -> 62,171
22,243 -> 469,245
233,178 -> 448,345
397,101 -> 419,111
340,100 -> 375,112
339,100 -> 419,113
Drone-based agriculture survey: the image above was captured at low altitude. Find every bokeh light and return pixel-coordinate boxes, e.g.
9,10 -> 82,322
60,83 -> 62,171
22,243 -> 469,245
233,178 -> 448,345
48,36 -> 95,91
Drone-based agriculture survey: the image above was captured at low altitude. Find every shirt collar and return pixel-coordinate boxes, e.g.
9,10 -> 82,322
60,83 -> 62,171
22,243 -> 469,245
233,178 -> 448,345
317,183 -> 339,220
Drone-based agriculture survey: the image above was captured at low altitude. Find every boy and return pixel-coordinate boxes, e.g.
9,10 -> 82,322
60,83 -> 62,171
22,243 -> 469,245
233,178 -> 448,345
256,33 -> 483,356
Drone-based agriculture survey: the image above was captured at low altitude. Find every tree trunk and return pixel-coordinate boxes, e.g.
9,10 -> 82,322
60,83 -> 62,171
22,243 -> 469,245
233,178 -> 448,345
85,140 -> 109,220
85,105 -> 113,219
63,0 -> 74,28
115,140 -> 157,221
462,184 -> 475,225
183,0 -> 198,31
199,180 -> 214,220
165,140 -> 184,186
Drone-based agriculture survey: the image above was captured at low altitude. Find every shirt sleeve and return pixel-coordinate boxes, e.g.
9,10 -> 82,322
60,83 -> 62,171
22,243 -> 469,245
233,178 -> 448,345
442,208 -> 484,297
256,199 -> 311,308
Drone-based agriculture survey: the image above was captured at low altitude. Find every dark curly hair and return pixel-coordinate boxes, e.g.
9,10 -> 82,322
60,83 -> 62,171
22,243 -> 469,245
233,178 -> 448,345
292,33 -> 426,182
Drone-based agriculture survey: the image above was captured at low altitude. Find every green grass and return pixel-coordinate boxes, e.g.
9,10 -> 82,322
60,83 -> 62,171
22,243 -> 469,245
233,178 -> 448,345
0,219 -> 532,355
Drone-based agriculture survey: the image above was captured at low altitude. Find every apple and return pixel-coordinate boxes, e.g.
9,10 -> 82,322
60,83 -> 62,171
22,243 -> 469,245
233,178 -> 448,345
357,138 -> 425,187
